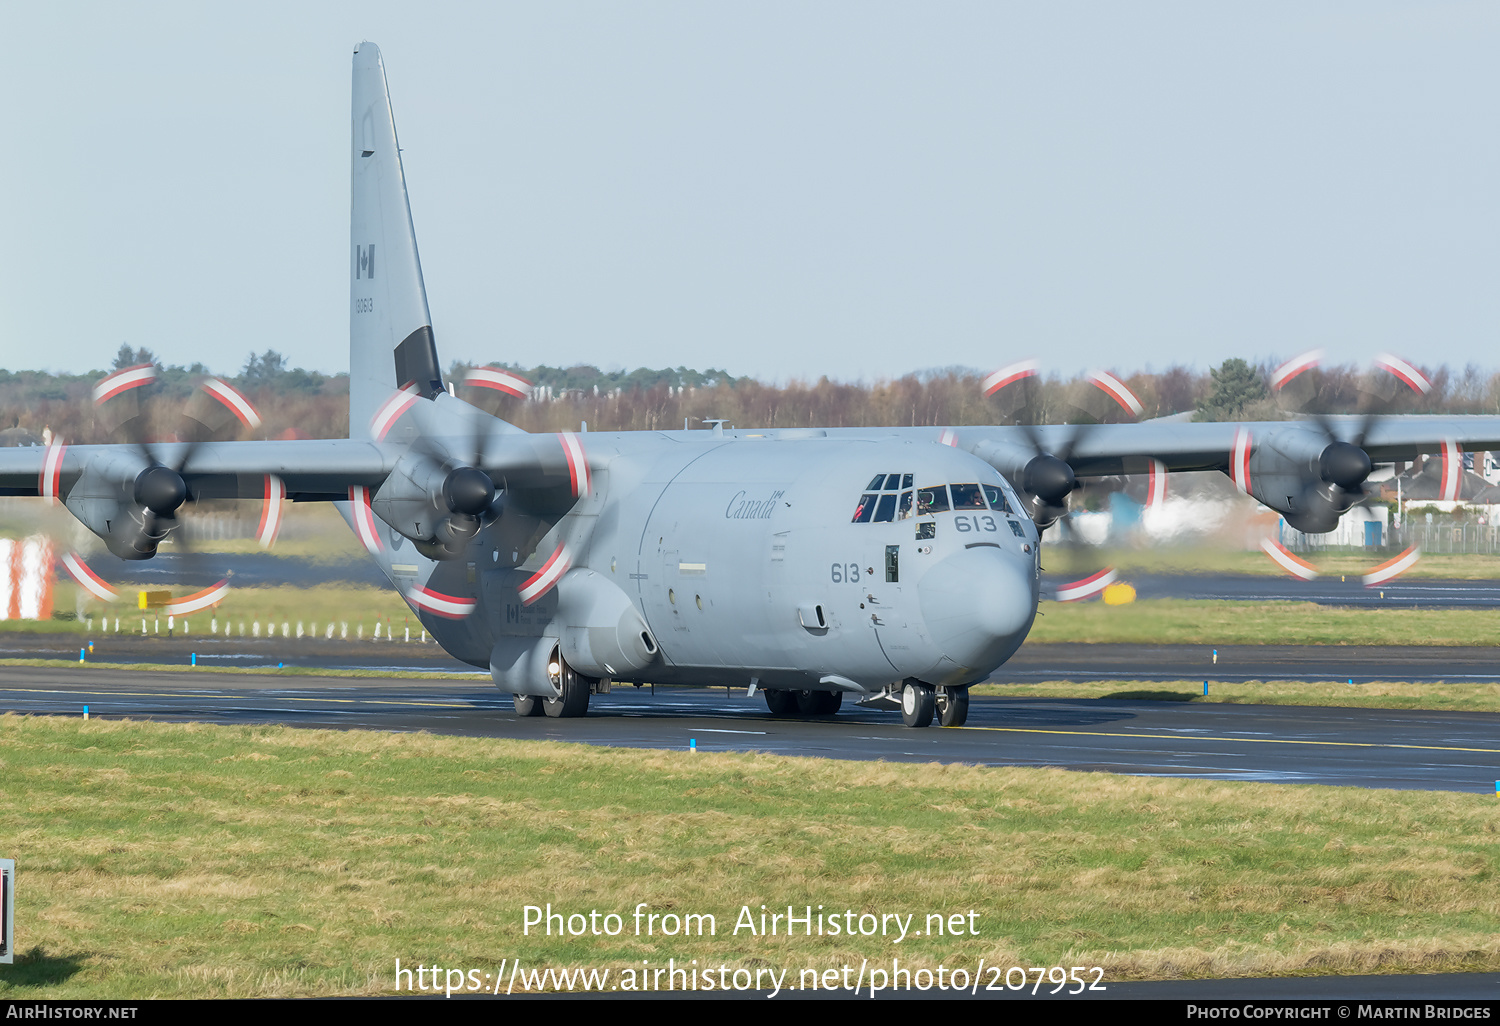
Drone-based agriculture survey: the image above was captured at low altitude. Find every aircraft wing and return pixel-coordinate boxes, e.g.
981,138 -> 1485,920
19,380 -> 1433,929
8,414 -> 1500,499
908,413 -> 1500,535
0,428 -> 578,501
0,439 -> 393,500
955,416 -> 1500,477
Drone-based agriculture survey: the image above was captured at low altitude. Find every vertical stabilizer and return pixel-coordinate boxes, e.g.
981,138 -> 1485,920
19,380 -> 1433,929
349,42 -> 443,439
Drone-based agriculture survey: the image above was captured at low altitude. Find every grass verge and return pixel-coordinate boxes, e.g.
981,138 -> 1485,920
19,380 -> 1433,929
0,716 -> 1497,997
1028,599 -> 1500,646
10,585 -> 419,638
35,592 -> 1500,650
0,658 -> 481,679
1046,548 -> 1500,580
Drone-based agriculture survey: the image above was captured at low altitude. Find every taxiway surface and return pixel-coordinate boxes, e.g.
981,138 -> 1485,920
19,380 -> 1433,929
3,662 -> 1496,793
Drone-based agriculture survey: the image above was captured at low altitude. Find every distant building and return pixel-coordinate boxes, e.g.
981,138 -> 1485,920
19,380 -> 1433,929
0,427 -> 44,447
1376,454 -> 1500,517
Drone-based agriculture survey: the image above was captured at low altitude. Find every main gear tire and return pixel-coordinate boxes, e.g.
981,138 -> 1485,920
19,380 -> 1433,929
796,690 -> 843,716
763,689 -> 797,716
543,662 -> 592,718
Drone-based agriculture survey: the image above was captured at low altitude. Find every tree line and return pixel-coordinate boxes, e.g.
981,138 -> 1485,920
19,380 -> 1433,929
4,351 -> 1500,444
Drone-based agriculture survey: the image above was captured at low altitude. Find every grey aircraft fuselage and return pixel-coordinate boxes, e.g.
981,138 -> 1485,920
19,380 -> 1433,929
366,402 -> 1039,696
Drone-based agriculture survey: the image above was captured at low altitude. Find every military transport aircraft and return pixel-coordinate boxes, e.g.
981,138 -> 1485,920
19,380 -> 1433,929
4,43 -> 1500,728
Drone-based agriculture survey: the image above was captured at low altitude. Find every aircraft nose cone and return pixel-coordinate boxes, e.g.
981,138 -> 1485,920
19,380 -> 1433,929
917,547 -> 1036,673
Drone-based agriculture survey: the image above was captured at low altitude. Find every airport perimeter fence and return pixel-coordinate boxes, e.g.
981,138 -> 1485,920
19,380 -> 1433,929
1286,521 -> 1500,556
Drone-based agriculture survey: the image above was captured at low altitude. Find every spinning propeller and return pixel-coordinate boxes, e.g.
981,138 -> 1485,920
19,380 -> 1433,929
57,366 -> 277,616
981,360 -> 1162,602
361,382 -> 506,563
1256,351 -> 1441,586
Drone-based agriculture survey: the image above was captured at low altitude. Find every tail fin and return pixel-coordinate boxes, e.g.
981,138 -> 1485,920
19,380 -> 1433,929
349,42 -> 443,439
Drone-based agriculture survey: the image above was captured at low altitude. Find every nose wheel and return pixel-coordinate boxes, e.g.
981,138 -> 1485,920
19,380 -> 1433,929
513,694 -> 545,717
936,686 -> 970,727
900,682 -> 936,728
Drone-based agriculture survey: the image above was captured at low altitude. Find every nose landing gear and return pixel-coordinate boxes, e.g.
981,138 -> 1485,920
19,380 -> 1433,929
901,681 -> 935,727
935,686 -> 969,727
900,681 -> 970,727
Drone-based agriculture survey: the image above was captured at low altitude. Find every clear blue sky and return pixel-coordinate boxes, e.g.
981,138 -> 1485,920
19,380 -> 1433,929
2,2 -> 1496,383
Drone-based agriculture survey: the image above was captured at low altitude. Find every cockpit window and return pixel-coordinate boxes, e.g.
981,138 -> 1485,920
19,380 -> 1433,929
851,494 -> 878,523
853,473 -> 917,523
917,485 -> 950,514
950,484 -> 986,510
982,484 -> 1011,513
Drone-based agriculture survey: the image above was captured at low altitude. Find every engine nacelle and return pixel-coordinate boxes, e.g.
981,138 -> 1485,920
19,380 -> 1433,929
62,450 -> 185,560
370,451 -> 497,560
1241,426 -> 1372,534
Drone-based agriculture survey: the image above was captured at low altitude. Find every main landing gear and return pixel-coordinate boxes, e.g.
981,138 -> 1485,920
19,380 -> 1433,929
797,690 -> 842,715
762,689 -> 843,716
763,689 -> 797,715
900,681 -> 970,728
514,656 -> 594,718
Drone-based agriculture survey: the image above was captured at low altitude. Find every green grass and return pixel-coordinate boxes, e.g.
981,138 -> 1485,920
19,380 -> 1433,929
0,717 -> 1498,997
20,584 -> 419,638
0,658 -> 480,679
1029,598 -> 1500,646
1044,547 -> 1500,580
41,589 -> 1500,650
0,618 -> 94,635
974,679 -> 1500,713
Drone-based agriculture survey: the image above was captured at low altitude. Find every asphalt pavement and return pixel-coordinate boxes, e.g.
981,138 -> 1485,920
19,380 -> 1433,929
3,661 -> 1497,793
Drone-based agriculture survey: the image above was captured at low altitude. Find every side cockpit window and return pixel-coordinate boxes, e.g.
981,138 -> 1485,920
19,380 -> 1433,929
982,484 -> 1011,513
917,485 -> 950,514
